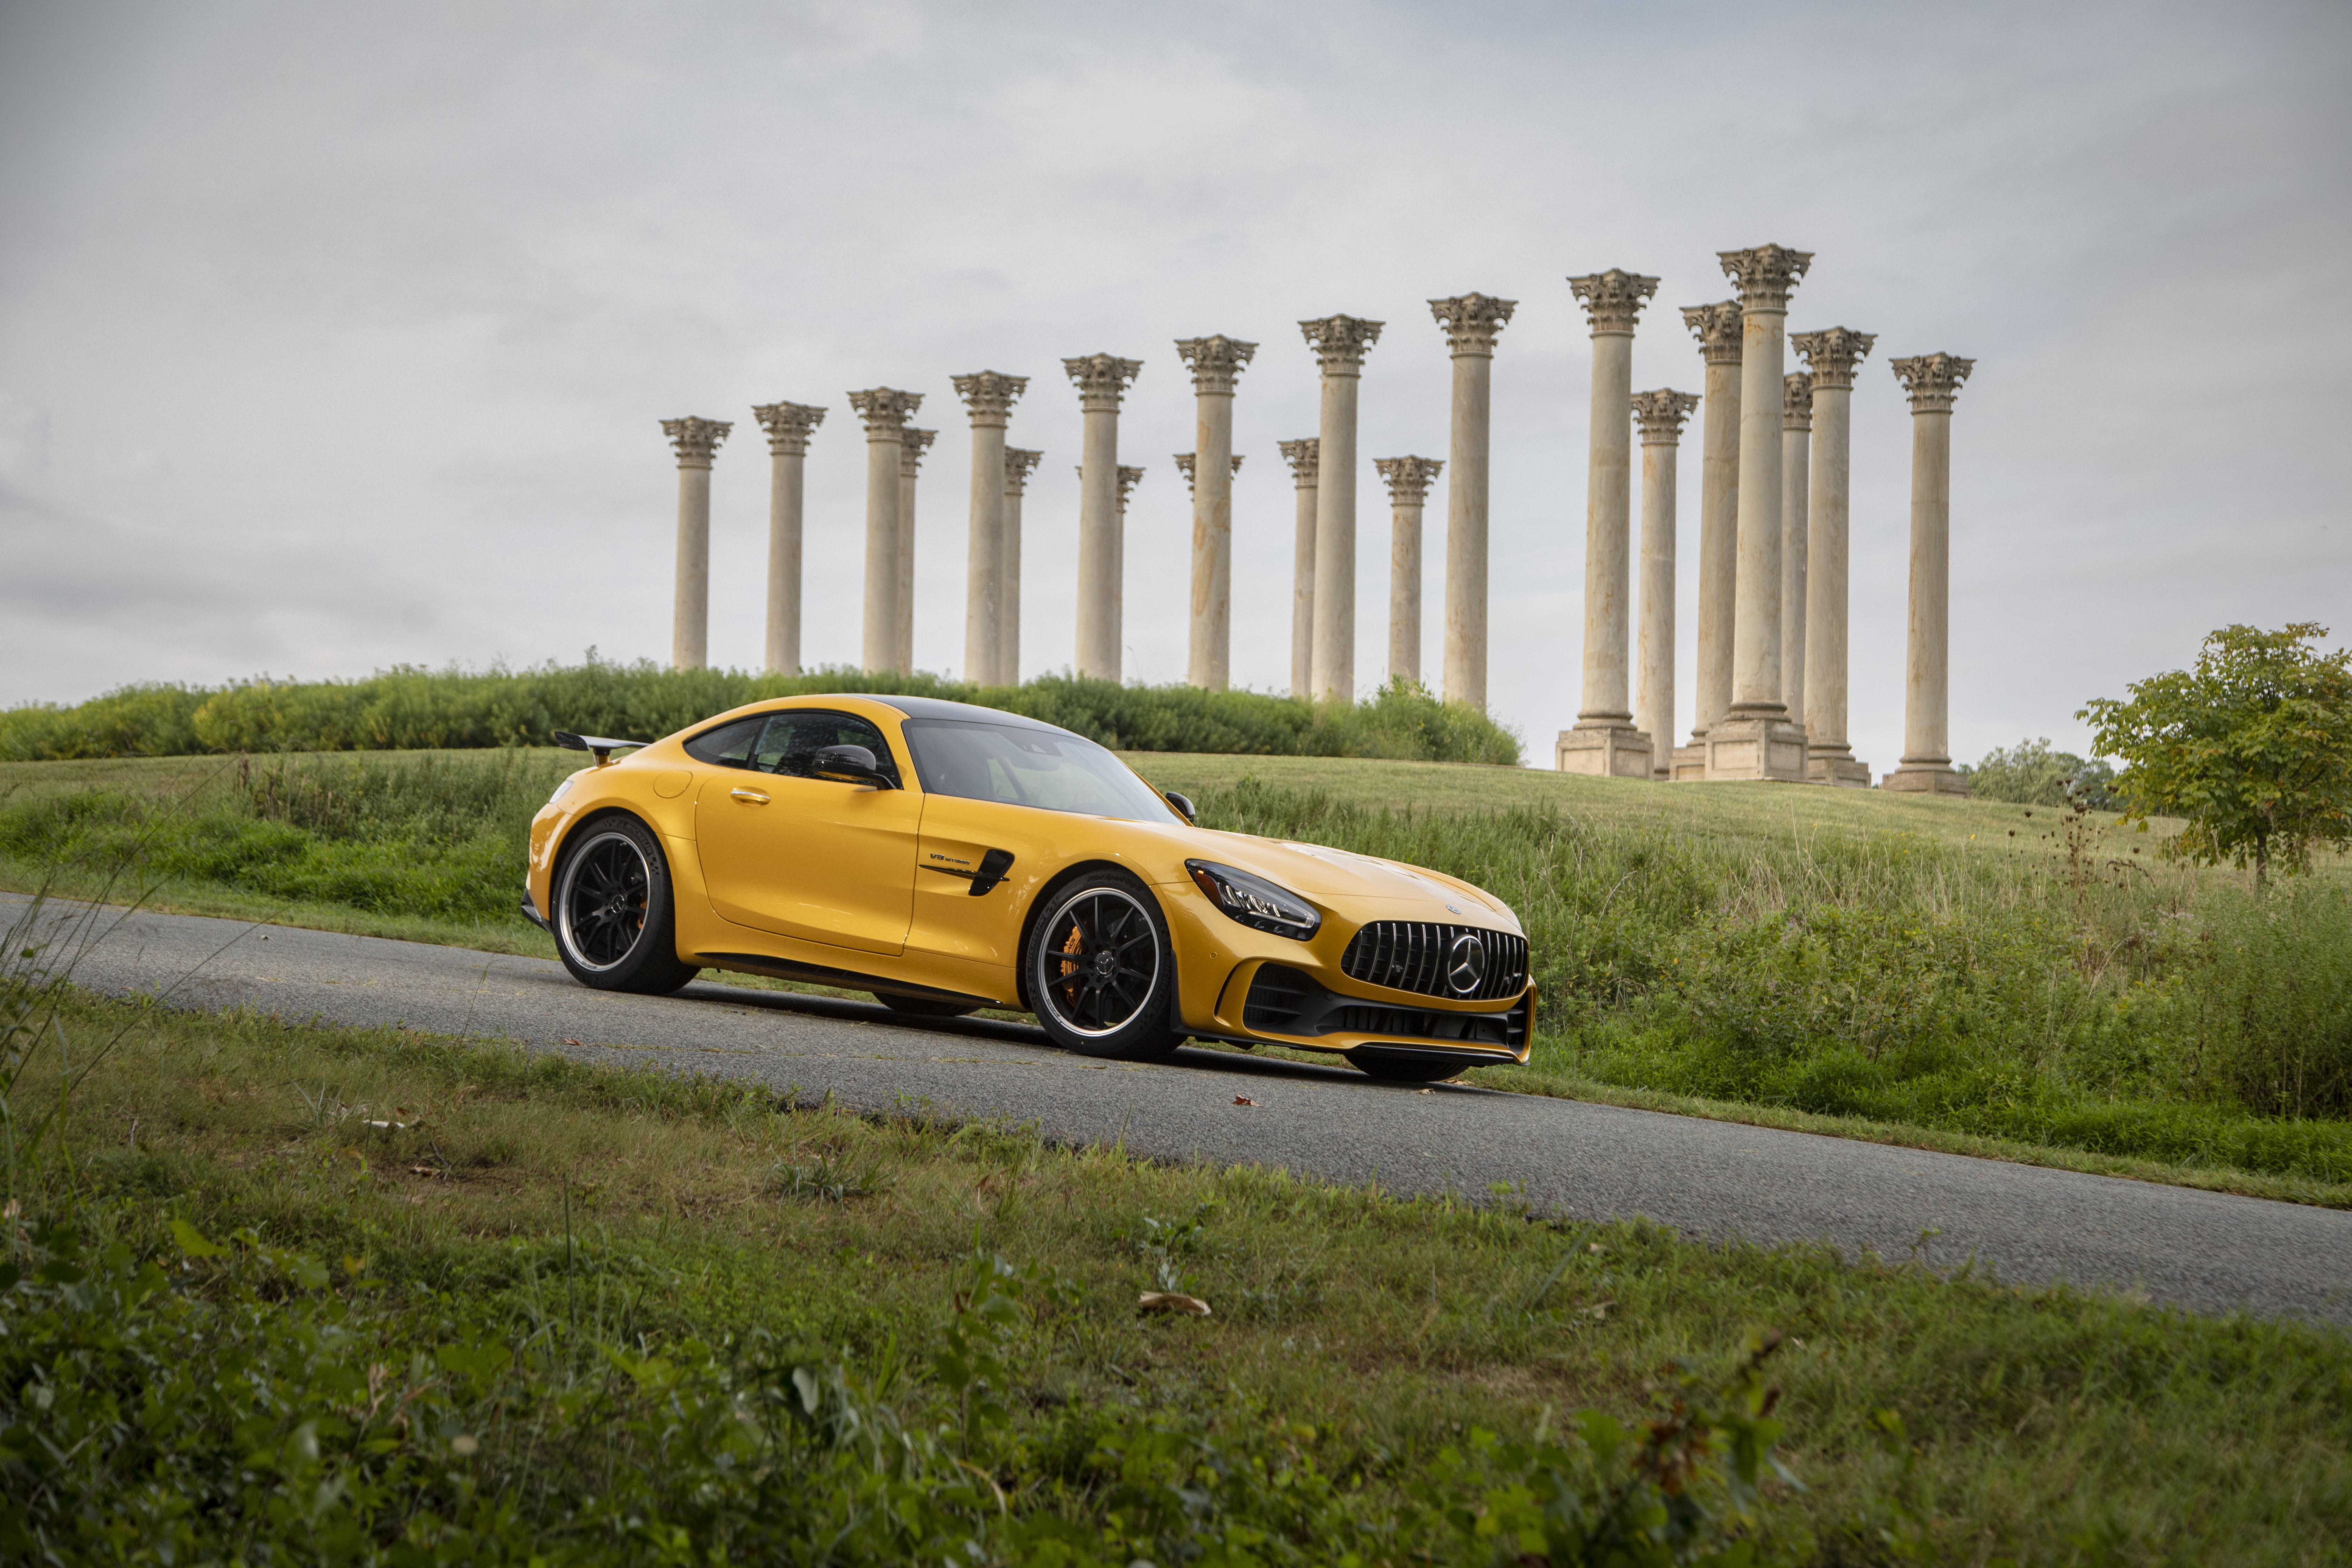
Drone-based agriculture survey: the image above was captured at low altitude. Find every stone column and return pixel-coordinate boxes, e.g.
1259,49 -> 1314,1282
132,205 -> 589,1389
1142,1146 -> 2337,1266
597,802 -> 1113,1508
1373,456 -> 1442,687
1631,389 -> 1700,778
1278,439 -> 1320,700
1780,372 -> 1813,736
750,401 -> 823,676
847,388 -> 920,674
1001,448 -> 1043,687
661,416 -> 731,671
1112,464 -> 1144,672
952,372 -> 1026,686
1428,294 -> 1514,712
1175,336 -> 1256,691
1791,327 -> 1876,786
1559,271 -> 1659,778
1300,315 -> 1383,702
1674,301 -> 1742,777
1063,354 -> 1142,681
1883,352 -> 1976,796
896,428 -> 936,674
1703,244 -> 1812,783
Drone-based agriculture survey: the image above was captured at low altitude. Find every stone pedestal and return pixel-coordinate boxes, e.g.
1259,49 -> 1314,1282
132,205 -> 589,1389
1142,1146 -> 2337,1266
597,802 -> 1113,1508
1429,295 -> 1514,711
1176,336 -> 1255,691
1882,352 -> 1976,796
1678,301 -> 1742,754
750,401 -> 822,677
896,428 -> 935,673
1279,439 -> 1320,699
848,389 -> 920,674
954,372 -> 1026,686
1791,327 -> 1877,787
1708,244 -> 1813,782
661,416 -> 730,671
1302,315 -> 1382,702
1001,448 -> 1043,686
1632,390 -> 1699,778
1373,456 -> 1442,686
1064,355 -> 1142,681
1563,270 -> 1658,779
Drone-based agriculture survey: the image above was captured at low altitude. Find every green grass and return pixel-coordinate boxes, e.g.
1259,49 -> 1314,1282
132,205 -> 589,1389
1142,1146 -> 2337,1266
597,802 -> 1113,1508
6,748 -> 2351,1205
5,988 -> 2348,1562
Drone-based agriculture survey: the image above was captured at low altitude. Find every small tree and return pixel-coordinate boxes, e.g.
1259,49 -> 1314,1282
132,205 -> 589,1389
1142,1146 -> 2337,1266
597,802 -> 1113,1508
2079,623 -> 2352,887
1966,737 -> 2118,809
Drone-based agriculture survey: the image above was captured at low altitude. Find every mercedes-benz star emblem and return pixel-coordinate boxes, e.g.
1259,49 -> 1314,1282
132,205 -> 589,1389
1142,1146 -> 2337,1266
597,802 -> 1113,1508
1445,932 -> 1488,995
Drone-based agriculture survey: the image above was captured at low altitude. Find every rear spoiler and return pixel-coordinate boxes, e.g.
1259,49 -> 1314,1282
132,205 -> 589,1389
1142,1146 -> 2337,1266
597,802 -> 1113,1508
552,731 -> 652,764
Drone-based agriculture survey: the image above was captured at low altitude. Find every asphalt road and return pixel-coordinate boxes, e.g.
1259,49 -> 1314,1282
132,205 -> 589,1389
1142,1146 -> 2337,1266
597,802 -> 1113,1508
15,893 -> 2352,1327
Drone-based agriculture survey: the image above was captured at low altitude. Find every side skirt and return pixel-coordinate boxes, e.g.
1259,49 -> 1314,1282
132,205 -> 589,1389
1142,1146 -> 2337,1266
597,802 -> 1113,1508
694,951 -> 1001,1011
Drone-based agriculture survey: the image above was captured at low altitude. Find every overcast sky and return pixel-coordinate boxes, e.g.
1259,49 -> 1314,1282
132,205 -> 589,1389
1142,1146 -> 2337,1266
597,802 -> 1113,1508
3,0 -> 2346,769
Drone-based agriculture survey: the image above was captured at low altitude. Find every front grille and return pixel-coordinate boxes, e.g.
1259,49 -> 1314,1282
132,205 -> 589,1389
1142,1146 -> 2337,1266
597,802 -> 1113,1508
1339,922 -> 1528,1001
1241,965 -> 1529,1052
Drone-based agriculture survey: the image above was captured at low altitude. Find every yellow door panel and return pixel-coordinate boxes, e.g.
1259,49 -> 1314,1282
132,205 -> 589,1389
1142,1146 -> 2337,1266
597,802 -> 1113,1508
694,711 -> 920,955
910,794 -> 1063,967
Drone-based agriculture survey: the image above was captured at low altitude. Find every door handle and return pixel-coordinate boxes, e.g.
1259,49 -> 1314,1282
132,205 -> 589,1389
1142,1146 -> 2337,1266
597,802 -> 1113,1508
730,788 -> 771,804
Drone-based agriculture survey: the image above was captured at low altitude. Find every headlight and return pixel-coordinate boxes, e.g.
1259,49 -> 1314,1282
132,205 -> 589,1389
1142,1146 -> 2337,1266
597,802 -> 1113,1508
1185,860 -> 1321,940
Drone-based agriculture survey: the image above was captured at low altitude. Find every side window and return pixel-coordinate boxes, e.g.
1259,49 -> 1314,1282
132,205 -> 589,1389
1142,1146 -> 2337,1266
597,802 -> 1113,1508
753,712 -> 902,786
682,716 -> 763,768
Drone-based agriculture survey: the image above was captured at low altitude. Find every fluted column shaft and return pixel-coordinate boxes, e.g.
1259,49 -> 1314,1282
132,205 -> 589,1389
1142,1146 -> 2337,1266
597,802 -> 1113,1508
1780,373 -> 1812,734
1731,309 -> 1788,715
1430,295 -> 1512,712
1805,381 -> 1853,750
848,390 -> 918,674
1885,352 -> 1974,791
1682,304 -> 1742,743
1303,316 -> 1382,702
1066,356 -> 1140,682
1580,328 -> 1636,721
896,429 -> 932,674
1001,449 -> 1042,687
954,373 -> 1025,685
662,416 -> 730,672
1280,439 -> 1319,700
1632,390 -> 1698,779
1375,457 -> 1442,687
1178,337 -> 1255,691
752,402 -> 822,677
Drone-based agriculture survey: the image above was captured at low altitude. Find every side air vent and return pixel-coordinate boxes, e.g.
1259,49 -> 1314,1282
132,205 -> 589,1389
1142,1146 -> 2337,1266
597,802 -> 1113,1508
1339,922 -> 1530,1002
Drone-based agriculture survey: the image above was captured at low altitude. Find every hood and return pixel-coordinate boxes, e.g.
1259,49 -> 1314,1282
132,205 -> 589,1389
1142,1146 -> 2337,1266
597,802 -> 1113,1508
1161,825 -> 1521,930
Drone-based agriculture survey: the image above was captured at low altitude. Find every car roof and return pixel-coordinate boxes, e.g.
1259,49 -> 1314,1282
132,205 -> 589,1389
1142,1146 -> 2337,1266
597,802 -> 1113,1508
861,694 -> 1080,737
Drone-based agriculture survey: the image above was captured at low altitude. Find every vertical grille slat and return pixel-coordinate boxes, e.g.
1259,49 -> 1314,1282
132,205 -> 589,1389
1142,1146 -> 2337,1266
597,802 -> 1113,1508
1338,920 -> 1530,1001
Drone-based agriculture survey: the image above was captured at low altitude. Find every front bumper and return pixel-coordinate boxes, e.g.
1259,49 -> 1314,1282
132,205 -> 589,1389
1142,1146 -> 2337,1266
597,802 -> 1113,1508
1222,959 -> 1533,1065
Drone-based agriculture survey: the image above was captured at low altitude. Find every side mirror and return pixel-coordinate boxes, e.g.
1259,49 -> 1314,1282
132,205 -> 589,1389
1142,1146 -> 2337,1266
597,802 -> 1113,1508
1163,790 -> 1196,823
812,744 -> 895,789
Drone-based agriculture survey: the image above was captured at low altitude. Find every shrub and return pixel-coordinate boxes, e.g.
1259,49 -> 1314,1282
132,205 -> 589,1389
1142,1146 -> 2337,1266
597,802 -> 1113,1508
2172,880 -> 2352,1118
1967,737 -> 2118,809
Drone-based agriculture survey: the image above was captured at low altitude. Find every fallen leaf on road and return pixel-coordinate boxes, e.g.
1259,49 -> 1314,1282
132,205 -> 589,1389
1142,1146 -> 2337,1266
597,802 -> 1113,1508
562,1038 -> 585,1048
1416,1087 -> 1435,1094
1232,1095 -> 1258,1107
1139,1292 -> 1213,1316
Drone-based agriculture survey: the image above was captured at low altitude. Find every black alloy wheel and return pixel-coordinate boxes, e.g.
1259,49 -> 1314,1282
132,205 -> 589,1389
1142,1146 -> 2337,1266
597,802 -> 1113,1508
552,816 -> 701,995
1025,872 -> 1185,1062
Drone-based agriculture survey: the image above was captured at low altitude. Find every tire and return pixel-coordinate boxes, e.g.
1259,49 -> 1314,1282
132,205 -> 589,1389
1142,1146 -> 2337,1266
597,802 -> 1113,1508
875,993 -> 978,1018
552,815 -> 701,995
1347,1048 -> 1469,1084
1023,870 -> 1186,1063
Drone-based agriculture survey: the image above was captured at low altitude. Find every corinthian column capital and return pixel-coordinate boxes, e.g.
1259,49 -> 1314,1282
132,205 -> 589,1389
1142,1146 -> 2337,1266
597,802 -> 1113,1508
1116,465 -> 1145,511
1790,326 -> 1876,390
1680,302 -> 1744,364
899,427 -> 937,477
1174,453 -> 1245,495
1567,270 -> 1660,336
951,371 -> 1028,427
1631,388 -> 1701,444
1278,438 -> 1321,486
1373,455 -> 1444,505
847,388 -> 922,436
1063,354 -> 1142,412
1891,353 -> 1975,412
1427,294 -> 1516,358
1717,244 -> 1813,311
750,401 -> 823,456
1174,336 -> 1257,394
1783,373 -> 1814,431
662,416 -> 732,468
1004,447 -> 1044,497
1298,315 -> 1384,376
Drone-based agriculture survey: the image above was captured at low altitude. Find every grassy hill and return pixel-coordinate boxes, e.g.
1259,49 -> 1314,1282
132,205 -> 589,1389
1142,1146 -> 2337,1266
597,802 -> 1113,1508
5,748 -> 2348,1203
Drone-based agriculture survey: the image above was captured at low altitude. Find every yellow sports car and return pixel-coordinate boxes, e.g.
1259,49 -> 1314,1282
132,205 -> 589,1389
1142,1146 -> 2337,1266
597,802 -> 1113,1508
522,695 -> 1533,1082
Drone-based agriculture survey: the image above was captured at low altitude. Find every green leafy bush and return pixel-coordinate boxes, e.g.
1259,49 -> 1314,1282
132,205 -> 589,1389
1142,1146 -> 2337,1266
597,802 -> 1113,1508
1966,737 -> 2117,810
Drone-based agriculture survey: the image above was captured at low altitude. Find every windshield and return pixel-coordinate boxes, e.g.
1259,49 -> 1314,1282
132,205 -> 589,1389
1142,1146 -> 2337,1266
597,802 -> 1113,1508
902,720 -> 1180,822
